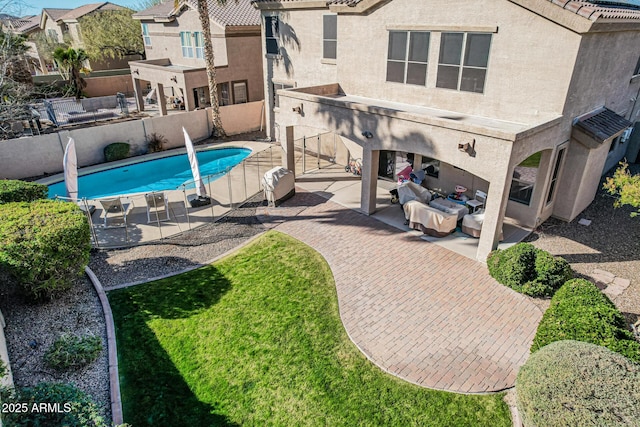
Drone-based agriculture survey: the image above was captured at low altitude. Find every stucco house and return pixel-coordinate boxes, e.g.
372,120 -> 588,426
252,0 -> 640,261
40,3 -> 137,72
129,0 -> 264,116
1,14 -> 43,74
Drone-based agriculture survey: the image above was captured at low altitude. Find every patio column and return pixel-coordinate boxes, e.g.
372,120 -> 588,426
283,126 -> 296,178
361,148 -> 380,215
156,83 -> 167,116
476,170 -> 511,262
132,78 -> 144,112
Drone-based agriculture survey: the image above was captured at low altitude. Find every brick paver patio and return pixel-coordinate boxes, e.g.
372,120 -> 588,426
259,191 -> 542,393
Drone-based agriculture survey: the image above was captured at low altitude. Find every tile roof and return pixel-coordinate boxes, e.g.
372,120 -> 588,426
58,2 -> 126,22
42,8 -> 72,21
132,1 -> 176,19
186,0 -> 260,26
573,107 -> 632,142
548,0 -> 640,20
11,15 -> 40,33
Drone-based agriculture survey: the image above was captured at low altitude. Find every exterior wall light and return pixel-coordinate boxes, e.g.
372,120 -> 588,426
458,139 -> 476,156
362,131 -> 373,139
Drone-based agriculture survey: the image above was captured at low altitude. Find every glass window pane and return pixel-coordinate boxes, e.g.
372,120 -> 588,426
387,31 -> 408,61
323,41 -> 336,59
266,39 -> 278,54
386,61 -> 405,83
323,15 -> 337,40
265,17 -> 277,37
233,82 -> 247,104
408,32 -> 429,63
436,65 -> 459,89
464,33 -> 491,67
406,63 -> 427,85
460,67 -> 486,93
439,33 -> 463,65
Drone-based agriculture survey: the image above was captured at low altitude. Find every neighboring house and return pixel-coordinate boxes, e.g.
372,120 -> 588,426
129,0 -> 264,115
253,0 -> 640,261
1,14 -> 44,74
40,3 -> 139,72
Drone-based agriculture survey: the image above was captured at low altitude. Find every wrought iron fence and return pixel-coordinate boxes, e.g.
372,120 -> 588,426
53,145 -> 282,249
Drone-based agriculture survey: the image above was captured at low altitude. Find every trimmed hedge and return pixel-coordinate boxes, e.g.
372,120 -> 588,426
531,278 -> 640,361
0,179 -> 48,203
486,243 -> 572,297
1,382 -> 107,427
104,142 -> 130,162
0,199 -> 91,300
516,340 -> 640,427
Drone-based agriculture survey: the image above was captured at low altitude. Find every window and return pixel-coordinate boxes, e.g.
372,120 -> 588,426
180,31 -> 193,58
273,82 -> 293,108
386,31 -> 430,85
546,147 -> 565,205
142,23 -> 151,46
634,56 -> 640,76
232,81 -> 248,104
47,29 -> 58,42
509,152 -> 540,205
194,32 -> 204,59
265,16 -> 279,55
218,82 -> 230,106
323,15 -> 337,60
437,32 -> 491,93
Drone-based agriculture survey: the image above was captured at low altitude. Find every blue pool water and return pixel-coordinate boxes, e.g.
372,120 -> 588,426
48,148 -> 251,199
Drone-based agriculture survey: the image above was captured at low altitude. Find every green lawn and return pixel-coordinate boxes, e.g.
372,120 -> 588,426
109,231 -> 511,426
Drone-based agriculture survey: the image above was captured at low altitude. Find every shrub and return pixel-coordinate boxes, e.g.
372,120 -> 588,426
1,382 -> 107,427
103,142 -> 130,162
0,179 -> 48,203
146,132 -> 168,153
45,335 -> 102,370
532,278 -> 640,361
486,243 -> 572,297
0,199 -> 91,300
516,340 -> 640,427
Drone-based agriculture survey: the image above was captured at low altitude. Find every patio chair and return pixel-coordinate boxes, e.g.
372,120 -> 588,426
145,192 -> 170,223
99,197 -> 131,227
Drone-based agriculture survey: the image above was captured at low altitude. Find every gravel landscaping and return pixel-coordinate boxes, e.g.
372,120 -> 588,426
2,163 -> 639,425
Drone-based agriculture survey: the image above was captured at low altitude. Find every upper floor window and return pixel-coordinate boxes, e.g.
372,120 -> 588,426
265,16 -> 279,55
180,31 -> 193,58
323,15 -> 337,60
386,31 -> 430,86
142,23 -> 151,47
194,32 -> 204,59
47,29 -> 58,42
437,32 -> 491,93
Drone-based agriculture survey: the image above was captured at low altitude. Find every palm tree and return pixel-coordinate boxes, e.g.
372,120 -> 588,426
177,0 -> 230,138
53,47 -> 89,99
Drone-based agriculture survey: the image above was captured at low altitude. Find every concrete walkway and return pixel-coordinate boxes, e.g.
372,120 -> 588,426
259,191 -> 542,393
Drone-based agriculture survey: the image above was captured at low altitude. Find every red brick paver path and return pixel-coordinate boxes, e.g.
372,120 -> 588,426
259,192 -> 542,393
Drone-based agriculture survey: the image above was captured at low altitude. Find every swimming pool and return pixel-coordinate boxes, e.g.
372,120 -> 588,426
47,147 -> 251,199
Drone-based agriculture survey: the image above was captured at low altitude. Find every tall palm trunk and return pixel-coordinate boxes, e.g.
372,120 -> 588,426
196,0 -> 226,138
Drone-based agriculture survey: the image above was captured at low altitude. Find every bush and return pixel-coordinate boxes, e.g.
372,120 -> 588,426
1,382 -> 107,426
45,335 -> 102,370
532,278 -> 640,361
103,142 -> 130,162
0,199 -> 91,300
516,340 -> 640,427
146,132 -> 167,153
0,179 -> 48,203
486,243 -> 572,297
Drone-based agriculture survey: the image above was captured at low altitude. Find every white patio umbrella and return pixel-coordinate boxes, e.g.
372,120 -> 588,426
63,137 -> 78,200
183,127 -> 207,197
